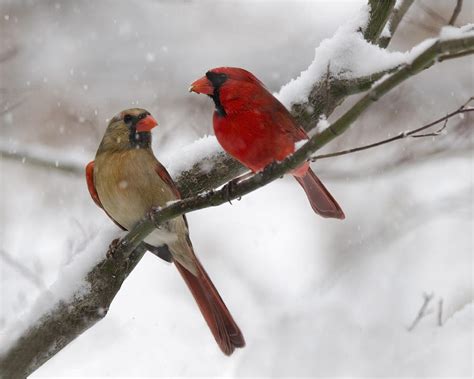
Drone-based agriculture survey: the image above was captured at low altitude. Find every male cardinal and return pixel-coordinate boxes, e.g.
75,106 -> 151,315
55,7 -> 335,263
85,108 -> 245,355
190,67 -> 344,219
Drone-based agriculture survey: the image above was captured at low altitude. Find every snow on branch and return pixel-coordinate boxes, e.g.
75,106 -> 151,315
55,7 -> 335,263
276,1 -> 404,109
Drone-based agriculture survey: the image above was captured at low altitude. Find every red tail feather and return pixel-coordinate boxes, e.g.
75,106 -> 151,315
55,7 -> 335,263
174,260 -> 245,355
294,168 -> 345,219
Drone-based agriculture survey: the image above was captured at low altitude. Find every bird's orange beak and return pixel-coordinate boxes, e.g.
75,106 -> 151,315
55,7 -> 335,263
136,114 -> 158,132
189,76 -> 214,95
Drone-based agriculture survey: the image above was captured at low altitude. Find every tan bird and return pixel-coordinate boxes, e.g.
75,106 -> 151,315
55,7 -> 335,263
85,108 -> 245,355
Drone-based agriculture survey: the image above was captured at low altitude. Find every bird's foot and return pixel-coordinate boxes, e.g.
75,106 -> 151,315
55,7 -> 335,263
221,178 -> 240,204
106,238 -> 121,259
221,172 -> 253,204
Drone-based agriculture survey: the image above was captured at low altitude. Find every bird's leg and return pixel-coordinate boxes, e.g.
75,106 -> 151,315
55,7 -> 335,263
221,172 -> 253,204
106,238 -> 121,259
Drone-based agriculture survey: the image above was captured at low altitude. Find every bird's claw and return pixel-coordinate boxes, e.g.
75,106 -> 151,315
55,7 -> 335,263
221,178 -> 239,204
106,238 -> 121,259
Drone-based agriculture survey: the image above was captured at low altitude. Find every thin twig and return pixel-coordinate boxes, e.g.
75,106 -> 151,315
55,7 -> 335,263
1,98 -> 25,116
439,48 -> 474,62
448,0 -> 463,26
438,298 -> 444,326
378,0 -> 415,48
411,117 -> 449,138
407,292 -> 435,332
0,46 -> 18,63
310,99 -> 474,162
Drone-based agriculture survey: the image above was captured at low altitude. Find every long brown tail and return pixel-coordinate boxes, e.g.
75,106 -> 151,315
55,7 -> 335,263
174,259 -> 245,355
294,168 -> 345,219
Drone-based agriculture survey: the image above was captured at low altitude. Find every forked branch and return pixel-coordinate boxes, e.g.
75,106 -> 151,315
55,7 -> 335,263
310,98 -> 474,162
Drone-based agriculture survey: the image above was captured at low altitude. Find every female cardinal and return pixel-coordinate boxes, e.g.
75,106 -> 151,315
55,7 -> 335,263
85,108 -> 245,355
190,67 -> 344,219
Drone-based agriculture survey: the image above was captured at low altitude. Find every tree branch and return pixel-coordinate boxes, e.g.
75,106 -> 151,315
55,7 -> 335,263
378,0 -> 416,48
310,98 -> 473,162
448,0 -> 463,26
407,292 -> 435,332
0,250 -> 46,290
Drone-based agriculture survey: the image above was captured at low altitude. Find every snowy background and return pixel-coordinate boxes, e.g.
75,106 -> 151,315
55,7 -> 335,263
1,0 -> 473,377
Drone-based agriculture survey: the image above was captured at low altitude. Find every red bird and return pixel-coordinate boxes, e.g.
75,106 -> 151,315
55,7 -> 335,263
86,108 -> 245,355
190,67 -> 344,219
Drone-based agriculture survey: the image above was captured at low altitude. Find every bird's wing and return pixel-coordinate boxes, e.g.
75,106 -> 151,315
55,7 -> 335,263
85,161 -> 103,208
154,160 -> 182,199
85,160 -> 126,231
86,160 -> 173,262
271,100 -> 308,141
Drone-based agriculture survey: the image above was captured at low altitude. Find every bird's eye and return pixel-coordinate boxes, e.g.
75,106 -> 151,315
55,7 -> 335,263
206,71 -> 228,88
123,114 -> 132,123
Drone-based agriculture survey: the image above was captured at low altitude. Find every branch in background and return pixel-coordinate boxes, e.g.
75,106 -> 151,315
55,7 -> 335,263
317,144 -> 472,181
1,5 -> 468,377
407,292 -> 435,331
418,1 -> 448,25
0,142 -> 85,175
310,98 -> 474,162
438,299 -> 444,326
0,250 -> 46,290
414,0 -> 465,34
0,46 -> 18,64
0,98 -> 25,116
378,0 -> 415,48
448,0 -> 463,26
